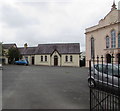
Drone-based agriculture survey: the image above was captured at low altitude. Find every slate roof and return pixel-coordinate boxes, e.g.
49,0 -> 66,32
4,43 -> 80,55
18,47 -> 37,55
35,43 -> 80,54
2,44 -> 17,49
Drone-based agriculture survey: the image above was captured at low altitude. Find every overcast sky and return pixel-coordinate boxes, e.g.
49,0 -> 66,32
0,0 -> 120,51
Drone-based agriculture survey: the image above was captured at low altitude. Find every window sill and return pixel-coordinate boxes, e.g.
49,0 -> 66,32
40,61 -> 48,63
64,62 -> 73,63
104,48 -> 118,50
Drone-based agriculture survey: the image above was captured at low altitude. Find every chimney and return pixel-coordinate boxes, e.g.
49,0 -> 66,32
24,43 -> 28,48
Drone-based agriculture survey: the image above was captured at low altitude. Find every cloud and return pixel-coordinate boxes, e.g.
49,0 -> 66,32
1,2 -> 40,28
0,0 -> 120,51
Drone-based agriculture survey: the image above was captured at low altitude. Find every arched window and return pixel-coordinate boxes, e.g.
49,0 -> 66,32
41,56 -> 43,62
45,56 -> 47,61
65,56 -> 68,62
111,30 -> 116,48
106,36 -> 109,48
118,33 -> 120,48
91,37 -> 95,59
70,55 -> 73,62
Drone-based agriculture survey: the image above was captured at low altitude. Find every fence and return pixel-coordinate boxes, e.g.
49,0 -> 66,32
89,55 -> 120,110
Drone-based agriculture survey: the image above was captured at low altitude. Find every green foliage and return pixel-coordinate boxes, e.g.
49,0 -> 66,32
0,43 -> 5,56
2,47 -> 5,57
8,47 -> 21,64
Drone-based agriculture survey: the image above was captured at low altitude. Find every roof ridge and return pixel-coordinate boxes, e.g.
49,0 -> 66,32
18,47 -> 37,48
3,43 -> 16,45
38,43 -> 79,45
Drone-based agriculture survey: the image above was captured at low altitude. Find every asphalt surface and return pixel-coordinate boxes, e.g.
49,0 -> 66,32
0,68 -> 2,110
2,65 -> 89,109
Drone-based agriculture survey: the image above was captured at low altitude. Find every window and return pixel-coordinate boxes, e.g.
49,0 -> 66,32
118,33 -> 120,48
106,36 -> 110,48
65,56 -> 68,62
94,64 -> 107,74
70,56 -> 72,62
111,30 -> 116,48
107,65 -> 119,76
45,56 -> 47,62
91,37 -> 95,59
41,56 -> 43,62
95,64 -> 119,76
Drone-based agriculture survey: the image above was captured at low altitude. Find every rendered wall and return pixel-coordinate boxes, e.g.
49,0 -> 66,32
85,10 -> 120,67
35,55 -> 51,66
61,54 -> 80,67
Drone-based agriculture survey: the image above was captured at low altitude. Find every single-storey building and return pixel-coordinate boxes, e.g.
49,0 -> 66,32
19,43 -> 80,67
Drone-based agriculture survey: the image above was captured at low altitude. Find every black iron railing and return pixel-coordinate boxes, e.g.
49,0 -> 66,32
89,55 -> 120,111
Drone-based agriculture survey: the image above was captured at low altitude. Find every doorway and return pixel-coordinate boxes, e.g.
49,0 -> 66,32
32,57 -> 34,65
54,55 -> 58,66
117,53 -> 120,64
106,54 -> 111,63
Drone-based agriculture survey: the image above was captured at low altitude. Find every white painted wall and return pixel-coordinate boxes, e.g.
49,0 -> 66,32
23,51 -> 80,67
35,53 -> 80,67
35,55 -> 51,66
61,54 -> 80,67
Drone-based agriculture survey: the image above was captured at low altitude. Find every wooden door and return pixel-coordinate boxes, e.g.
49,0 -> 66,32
54,55 -> 58,66
32,57 -> 34,65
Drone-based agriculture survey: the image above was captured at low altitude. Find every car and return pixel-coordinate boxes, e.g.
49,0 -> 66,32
14,59 -> 28,66
88,64 -> 120,88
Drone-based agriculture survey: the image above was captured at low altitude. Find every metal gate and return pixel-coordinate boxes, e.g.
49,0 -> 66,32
89,55 -> 120,110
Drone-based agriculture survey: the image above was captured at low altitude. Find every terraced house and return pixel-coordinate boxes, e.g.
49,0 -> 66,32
19,43 -> 80,67
2,43 -> 80,67
85,2 -> 120,67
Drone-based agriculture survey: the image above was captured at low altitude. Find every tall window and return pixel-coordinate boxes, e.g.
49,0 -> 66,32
106,36 -> 110,48
118,33 -> 120,48
70,56 -> 73,62
45,56 -> 47,62
41,56 -> 43,62
91,37 -> 95,59
111,30 -> 116,48
65,56 -> 68,62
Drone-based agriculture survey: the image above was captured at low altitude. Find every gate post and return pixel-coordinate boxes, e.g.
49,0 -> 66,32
89,60 -> 92,111
118,84 -> 120,110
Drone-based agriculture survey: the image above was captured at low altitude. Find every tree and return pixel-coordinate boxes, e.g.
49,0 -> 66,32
0,42 -> 6,64
8,47 -> 21,64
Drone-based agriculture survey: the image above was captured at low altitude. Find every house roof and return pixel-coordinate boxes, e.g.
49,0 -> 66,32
18,47 -> 37,55
2,44 -> 17,49
3,43 -> 80,55
35,43 -> 80,54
